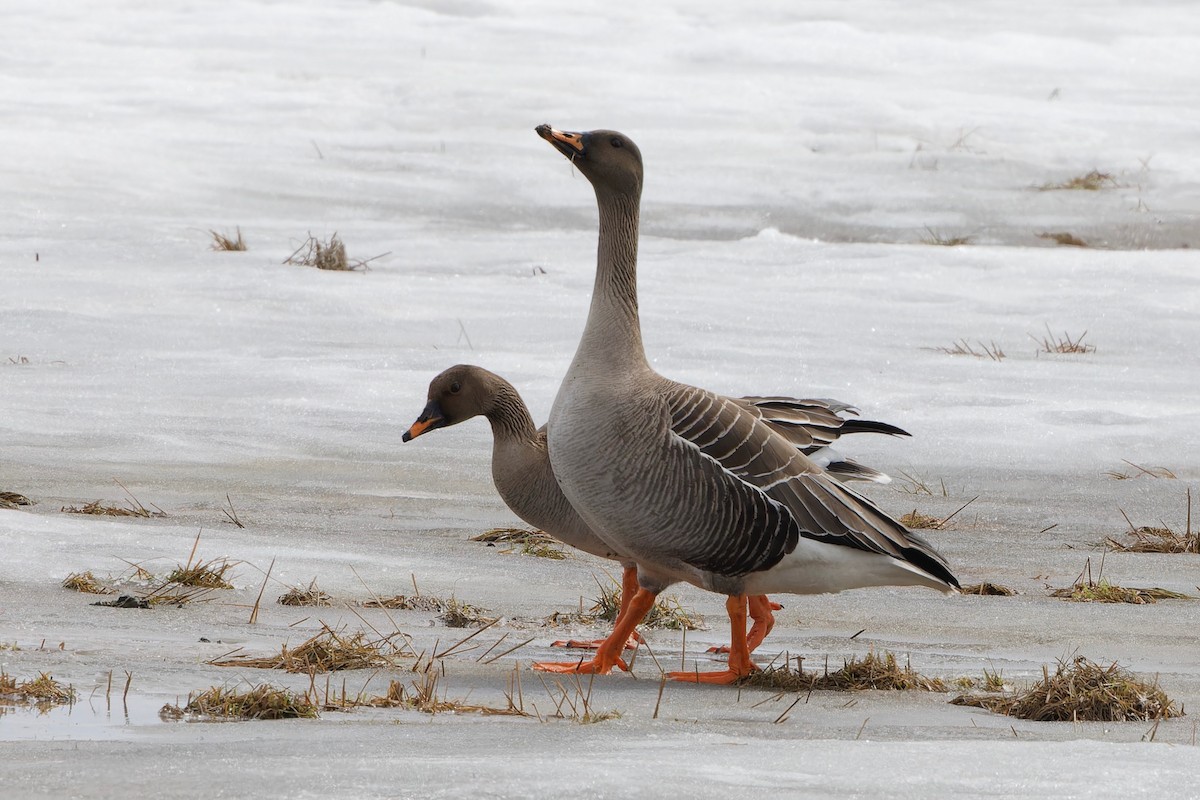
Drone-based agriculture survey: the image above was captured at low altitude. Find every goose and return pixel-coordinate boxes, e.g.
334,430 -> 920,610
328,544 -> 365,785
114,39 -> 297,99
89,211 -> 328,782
403,364 -> 912,670
536,124 -> 959,683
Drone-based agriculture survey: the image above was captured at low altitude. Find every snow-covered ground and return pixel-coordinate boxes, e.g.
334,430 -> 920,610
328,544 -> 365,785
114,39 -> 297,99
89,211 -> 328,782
3,1 -> 1200,797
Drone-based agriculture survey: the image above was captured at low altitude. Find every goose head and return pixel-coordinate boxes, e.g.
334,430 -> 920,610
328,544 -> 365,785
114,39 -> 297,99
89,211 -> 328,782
536,124 -> 643,198
402,364 -> 499,441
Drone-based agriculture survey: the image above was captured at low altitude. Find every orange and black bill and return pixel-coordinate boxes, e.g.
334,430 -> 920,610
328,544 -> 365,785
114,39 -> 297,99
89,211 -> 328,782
402,400 -> 445,442
535,124 -> 585,159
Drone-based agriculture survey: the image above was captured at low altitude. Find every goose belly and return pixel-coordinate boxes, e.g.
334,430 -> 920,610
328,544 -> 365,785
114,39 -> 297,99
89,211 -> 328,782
741,537 -> 955,596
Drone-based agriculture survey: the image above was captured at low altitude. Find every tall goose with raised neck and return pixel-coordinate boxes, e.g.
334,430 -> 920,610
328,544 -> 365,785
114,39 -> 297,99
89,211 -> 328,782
403,364 -> 910,667
537,124 -> 958,683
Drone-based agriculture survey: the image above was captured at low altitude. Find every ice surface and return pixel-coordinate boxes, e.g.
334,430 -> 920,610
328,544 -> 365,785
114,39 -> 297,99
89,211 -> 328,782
3,0 -> 1199,797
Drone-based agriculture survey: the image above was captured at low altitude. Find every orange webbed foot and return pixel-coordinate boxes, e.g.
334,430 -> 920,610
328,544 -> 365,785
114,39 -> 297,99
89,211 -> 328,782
667,668 -> 752,685
533,655 -> 628,674
549,635 -> 638,651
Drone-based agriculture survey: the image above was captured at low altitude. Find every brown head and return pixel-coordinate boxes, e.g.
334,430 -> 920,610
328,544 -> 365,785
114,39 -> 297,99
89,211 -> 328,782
535,124 -> 644,199
402,364 -> 514,442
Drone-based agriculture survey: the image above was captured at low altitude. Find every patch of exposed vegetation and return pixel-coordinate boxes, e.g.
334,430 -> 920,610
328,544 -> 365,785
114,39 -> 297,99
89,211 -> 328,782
370,666 -> 527,717
439,598 -> 497,628
1104,460 -> 1176,481
1108,526 -> 1198,554
741,650 -> 947,692
166,559 -> 235,589
1037,231 -> 1090,248
521,540 -> 567,559
900,510 -> 942,529
588,577 -> 702,630
283,232 -> 386,272
0,672 -> 76,709
471,528 -> 567,559
209,228 -> 247,251
121,535 -> 239,607
895,470 -> 949,497
1038,170 -> 1115,191
362,594 -> 448,611
61,481 -> 164,518
161,684 -> 318,721
1107,491 -> 1197,554
921,227 -> 972,247
1030,324 -> 1095,355
61,499 -> 164,518
61,571 -> 116,595
927,339 -> 1005,361
1051,579 -> 1190,604
0,491 -> 33,509
208,624 -> 413,673
472,527 -> 553,545
952,656 -> 1181,721
278,580 -> 332,607
958,582 -> 1017,596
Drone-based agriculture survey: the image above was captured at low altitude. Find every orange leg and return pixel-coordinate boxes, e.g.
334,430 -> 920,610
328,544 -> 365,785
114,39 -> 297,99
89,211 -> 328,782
550,565 -> 642,653
707,595 -> 780,654
670,594 -> 759,684
534,588 -> 658,675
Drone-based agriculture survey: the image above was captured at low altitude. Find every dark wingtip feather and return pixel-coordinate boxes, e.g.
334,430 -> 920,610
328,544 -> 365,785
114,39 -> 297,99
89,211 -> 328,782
838,419 -> 912,438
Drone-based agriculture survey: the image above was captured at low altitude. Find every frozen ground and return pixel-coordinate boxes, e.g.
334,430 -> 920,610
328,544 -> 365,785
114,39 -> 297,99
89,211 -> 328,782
3,0 -> 1200,797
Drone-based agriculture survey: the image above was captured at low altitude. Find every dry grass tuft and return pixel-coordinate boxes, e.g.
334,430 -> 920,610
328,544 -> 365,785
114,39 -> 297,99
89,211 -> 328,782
61,481 -> 164,518
61,499 -> 164,517
1051,579 -> 1190,604
161,684 -> 318,721
587,576 -> 702,630
471,527 -> 567,559
921,227 -> 972,247
167,559 -> 235,589
0,672 -> 76,709
1105,460 -> 1177,481
1050,558 -> 1191,604
1038,170 -> 1115,191
927,339 -> 1005,362
370,666 -> 528,717
134,532 -> 238,605
1108,526 -> 1198,554
900,510 -> 942,529
1030,323 -> 1095,355
278,579 -> 332,607
472,527 -> 552,545
1037,231 -> 1090,248
895,470 -> 949,497
521,540 -> 567,559
0,491 -> 33,509
209,228 -> 247,251
209,623 -> 413,673
283,232 -> 386,272
362,594 -> 448,612
741,650 -> 947,692
439,598 -> 497,628
952,656 -> 1181,721
954,667 -> 1008,692
1107,491 -> 1197,554
958,582 -> 1018,596
61,571 -> 116,595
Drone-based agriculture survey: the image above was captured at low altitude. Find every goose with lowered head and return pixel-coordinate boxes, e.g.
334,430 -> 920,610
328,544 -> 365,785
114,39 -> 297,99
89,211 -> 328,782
403,364 -> 913,670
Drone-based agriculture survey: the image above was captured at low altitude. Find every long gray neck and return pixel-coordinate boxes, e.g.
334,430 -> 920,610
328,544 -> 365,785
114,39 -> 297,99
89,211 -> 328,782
484,382 -> 539,444
574,185 -> 648,371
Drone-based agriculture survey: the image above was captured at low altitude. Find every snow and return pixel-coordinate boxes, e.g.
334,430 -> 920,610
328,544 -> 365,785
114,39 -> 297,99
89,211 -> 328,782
3,0 -> 1200,797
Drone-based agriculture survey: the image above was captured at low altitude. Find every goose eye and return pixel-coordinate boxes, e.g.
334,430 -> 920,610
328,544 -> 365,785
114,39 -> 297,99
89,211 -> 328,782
610,137 -> 623,148
449,381 -> 462,394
